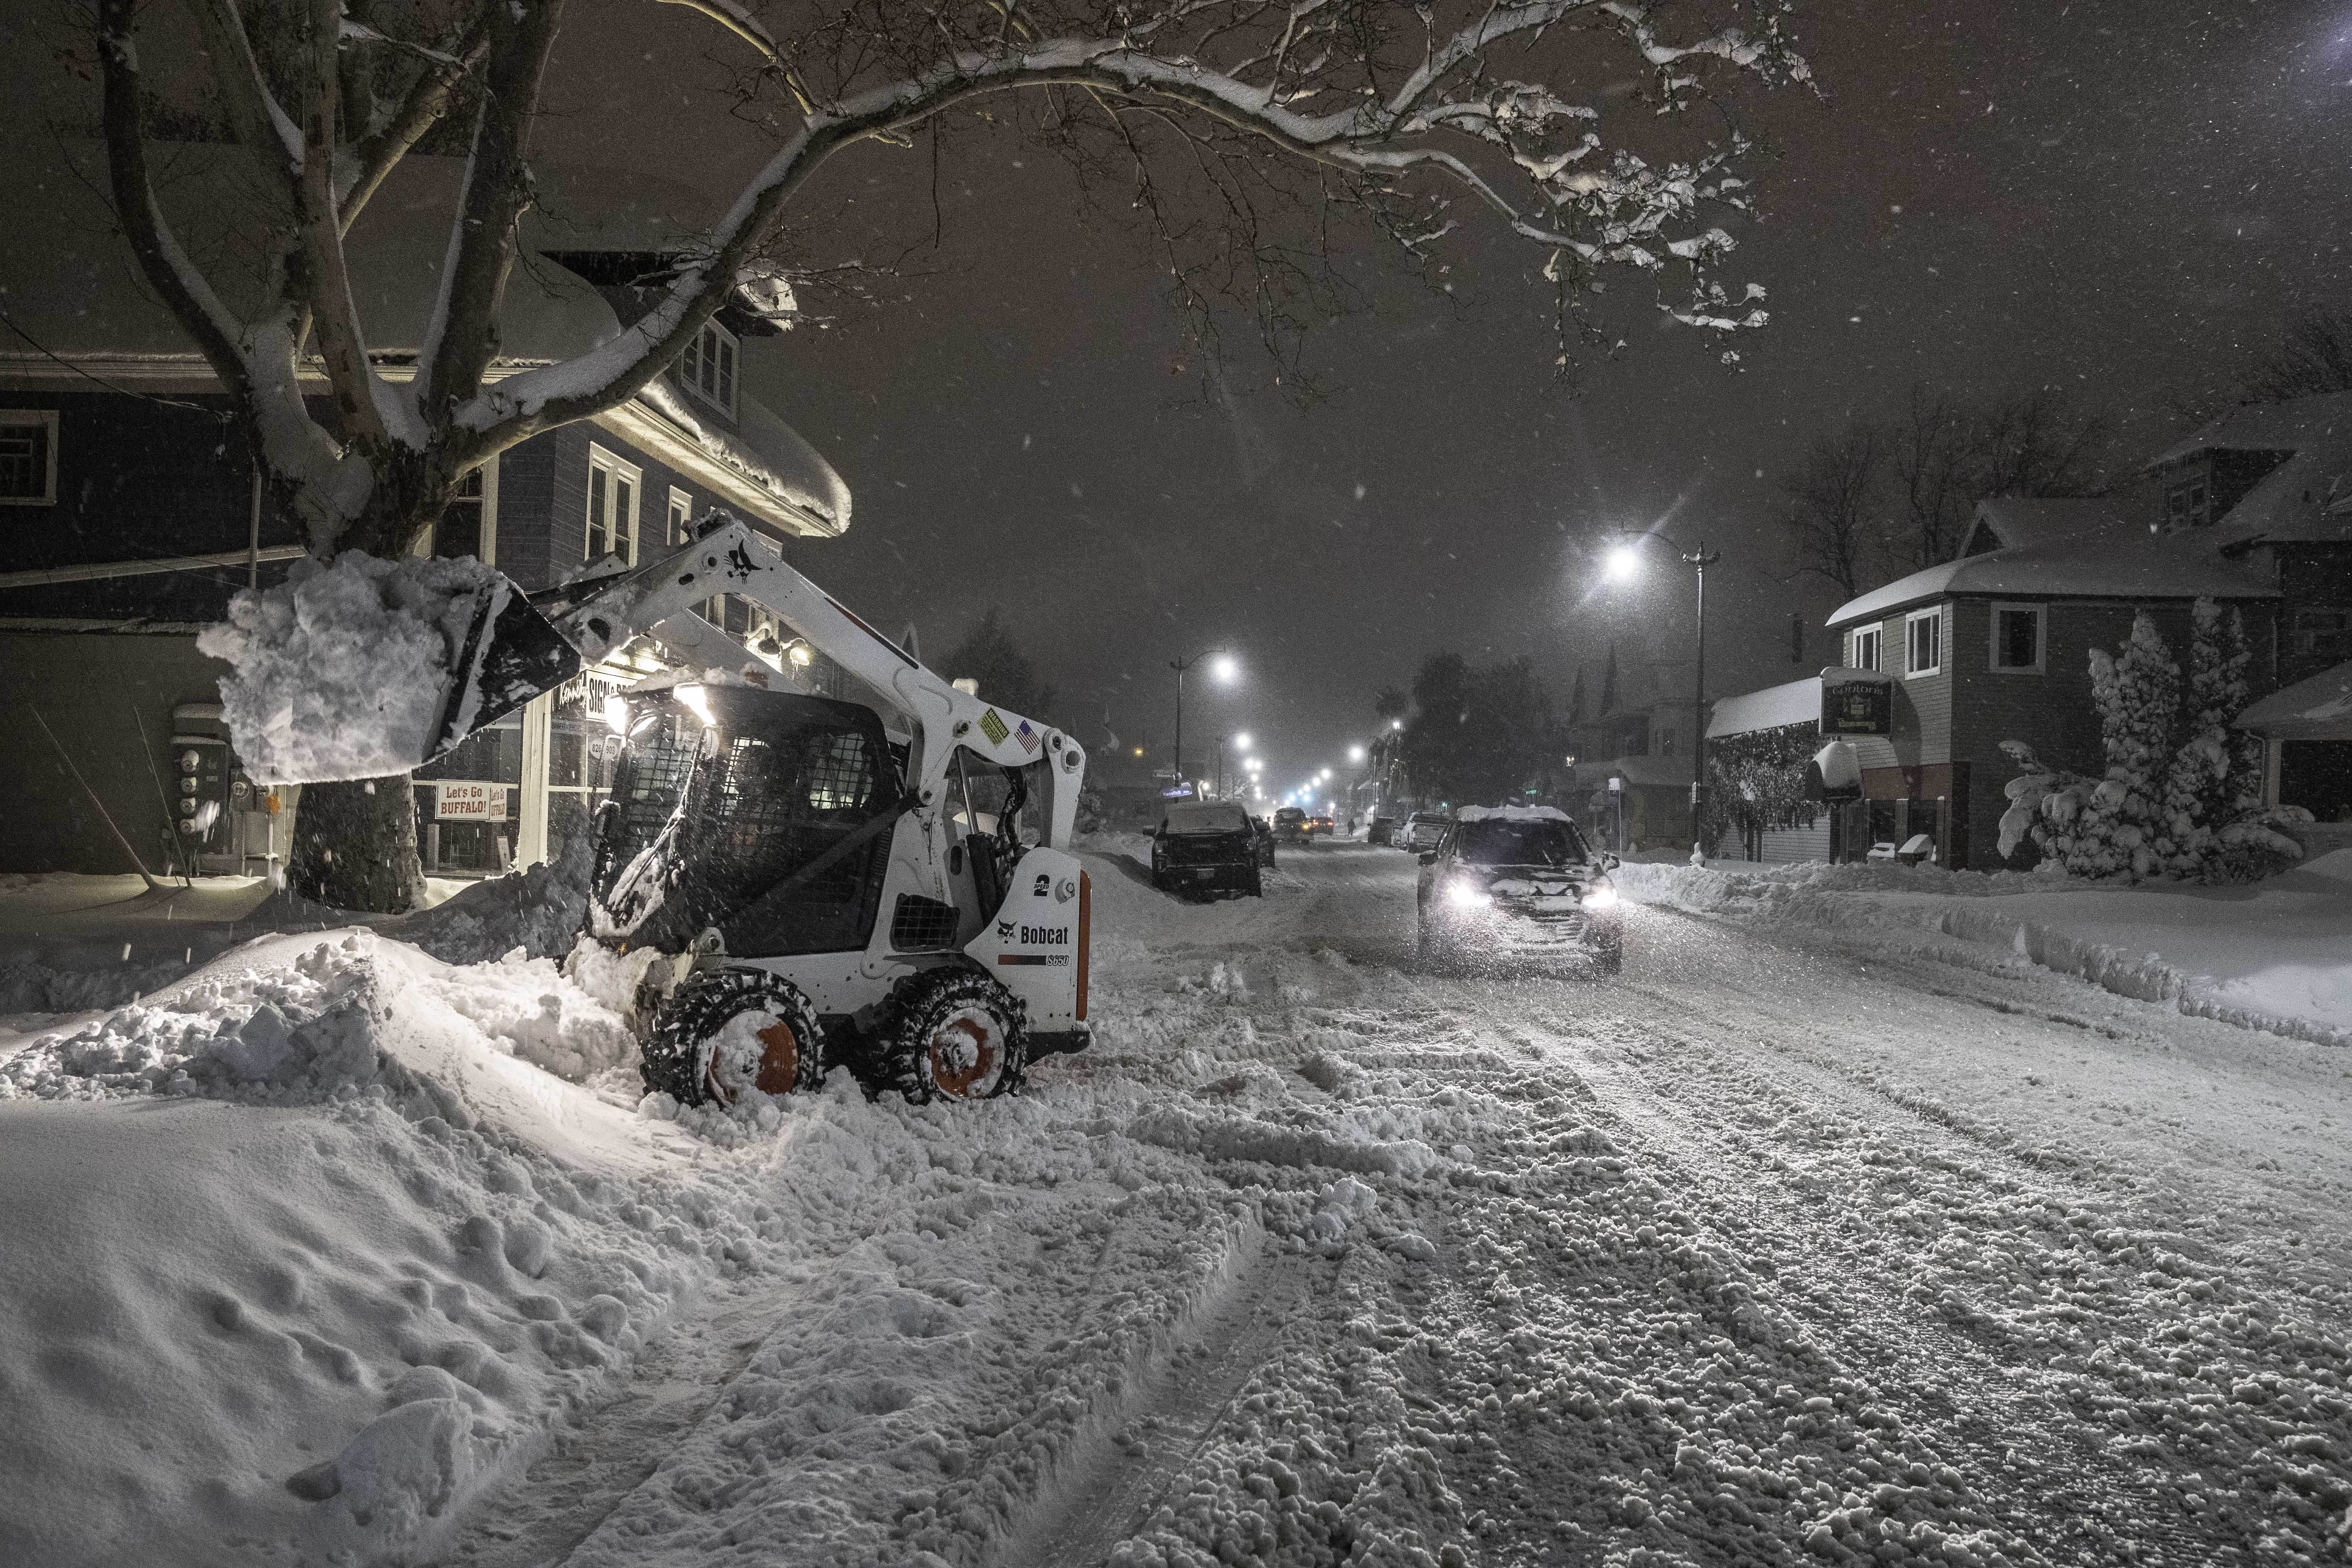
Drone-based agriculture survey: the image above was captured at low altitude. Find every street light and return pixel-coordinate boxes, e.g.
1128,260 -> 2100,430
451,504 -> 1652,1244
1348,744 -> 1366,762
1601,528 -> 1722,858
1169,647 -> 1238,788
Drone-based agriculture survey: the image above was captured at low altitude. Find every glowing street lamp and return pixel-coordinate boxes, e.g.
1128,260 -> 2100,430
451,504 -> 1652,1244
1169,647 -> 1239,786
1599,528 -> 1722,856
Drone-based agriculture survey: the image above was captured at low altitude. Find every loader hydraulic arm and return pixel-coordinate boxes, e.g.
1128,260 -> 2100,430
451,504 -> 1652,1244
540,517 -> 1089,848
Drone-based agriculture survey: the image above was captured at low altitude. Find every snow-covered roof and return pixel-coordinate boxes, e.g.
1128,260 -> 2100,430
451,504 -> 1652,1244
1708,677 -> 1820,740
1958,497 -> 2134,557
2236,660 -> 2352,740
0,147 -> 847,537
1826,535 -> 2276,629
2150,392 -> 2352,466
2147,394 -> 2352,552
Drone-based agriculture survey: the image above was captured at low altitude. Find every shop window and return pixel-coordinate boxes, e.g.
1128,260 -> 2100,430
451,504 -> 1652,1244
1989,603 -> 2045,674
586,444 -> 640,563
1906,607 -> 1943,677
1850,625 -> 1882,671
0,410 -> 58,504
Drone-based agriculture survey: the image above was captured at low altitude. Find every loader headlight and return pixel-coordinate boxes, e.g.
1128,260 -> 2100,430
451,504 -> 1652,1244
1581,879 -> 1619,910
603,693 -> 630,735
1446,877 -> 1491,908
675,684 -> 714,725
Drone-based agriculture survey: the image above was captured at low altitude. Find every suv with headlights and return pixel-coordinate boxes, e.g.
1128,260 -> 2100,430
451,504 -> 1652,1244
1415,806 -> 1621,973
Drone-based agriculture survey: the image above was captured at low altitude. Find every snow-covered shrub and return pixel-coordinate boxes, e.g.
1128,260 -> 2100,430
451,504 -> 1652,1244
1699,722 -> 1822,853
2000,601 -> 2299,882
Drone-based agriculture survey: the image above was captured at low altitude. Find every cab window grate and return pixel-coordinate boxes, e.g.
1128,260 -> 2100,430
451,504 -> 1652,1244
890,894 -> 961,952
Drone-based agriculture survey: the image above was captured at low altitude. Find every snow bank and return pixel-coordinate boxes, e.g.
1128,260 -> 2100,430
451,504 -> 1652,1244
197,551 -> 508,782
0,931 -> 705,1568
1619,857 -> 2352,1046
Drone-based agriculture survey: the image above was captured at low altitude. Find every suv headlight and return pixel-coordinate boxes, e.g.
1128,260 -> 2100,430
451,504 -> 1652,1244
1581,878 -> 1619,910
1445,877 -> 1491,908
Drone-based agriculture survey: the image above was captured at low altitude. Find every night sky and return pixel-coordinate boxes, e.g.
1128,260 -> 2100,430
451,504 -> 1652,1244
211,3 -> 2352,788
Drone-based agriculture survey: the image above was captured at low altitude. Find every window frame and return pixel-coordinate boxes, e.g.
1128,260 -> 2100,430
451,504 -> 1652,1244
1987,602 -> 2047,675
585,443 -> 642,564
2290,606 -> 2351,662
677,319 -> 740,419
1849,624 -> 1883,672
666,486 -> 694,548
0,409 -> 60,506
1904,606 -> 1944,679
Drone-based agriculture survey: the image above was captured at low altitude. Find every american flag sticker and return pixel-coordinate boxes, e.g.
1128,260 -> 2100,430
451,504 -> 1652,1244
1015,720 -> 1042,754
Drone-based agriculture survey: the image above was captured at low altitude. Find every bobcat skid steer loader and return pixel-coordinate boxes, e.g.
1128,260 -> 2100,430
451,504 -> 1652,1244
425,514 -> 1092,1107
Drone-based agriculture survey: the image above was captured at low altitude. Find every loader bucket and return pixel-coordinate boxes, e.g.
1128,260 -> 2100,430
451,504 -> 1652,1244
421,577 -> 584,766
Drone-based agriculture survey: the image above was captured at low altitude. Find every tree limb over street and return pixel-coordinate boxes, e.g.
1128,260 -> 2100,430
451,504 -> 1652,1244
95,0 -> 1809,561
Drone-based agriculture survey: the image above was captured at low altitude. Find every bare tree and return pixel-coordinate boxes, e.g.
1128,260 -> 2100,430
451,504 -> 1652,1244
2242,311 -> 2352,401
1888,384 -> 1969,570
91,0 -> 1808,906
1970,388 -> 2107,501
1875,384 -> 2107,572
1784,423 -> 1884,600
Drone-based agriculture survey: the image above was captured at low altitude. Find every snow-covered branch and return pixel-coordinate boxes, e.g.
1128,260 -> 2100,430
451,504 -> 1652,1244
96,0 -> 1809,555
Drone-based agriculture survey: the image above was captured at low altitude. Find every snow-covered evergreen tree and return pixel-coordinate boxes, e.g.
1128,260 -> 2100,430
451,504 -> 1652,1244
2000,603 -> 2295,882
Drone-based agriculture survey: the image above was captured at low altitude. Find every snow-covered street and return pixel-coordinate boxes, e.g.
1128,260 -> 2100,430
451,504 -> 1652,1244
9,842 -> 2348,1567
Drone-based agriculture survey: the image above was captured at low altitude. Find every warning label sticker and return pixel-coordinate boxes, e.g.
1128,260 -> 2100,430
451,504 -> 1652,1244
977,708 -> 1010,746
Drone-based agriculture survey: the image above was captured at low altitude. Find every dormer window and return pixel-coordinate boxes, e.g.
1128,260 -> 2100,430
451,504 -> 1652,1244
2164,474 -> 2209,529
678,319 -> 738,419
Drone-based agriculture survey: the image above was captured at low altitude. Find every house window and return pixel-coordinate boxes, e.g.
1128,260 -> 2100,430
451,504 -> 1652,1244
431,470 -> 486,560
677,319 -> 738,419
1905,607 -> 1943,677
0,410 -> 58,504
666,487 -> 694,547
1850,625 -> 1883,672
2292,607 -> 2351,662
1989,603 -> 2045,674
586,444 -> 641,563
2165,475 -> 2210,529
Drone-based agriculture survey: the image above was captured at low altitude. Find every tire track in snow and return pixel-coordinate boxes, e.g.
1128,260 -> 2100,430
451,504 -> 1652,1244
441,1283 -> 797,1568
1468,974 -> 2298,1564
988,1233 -> 1317,1568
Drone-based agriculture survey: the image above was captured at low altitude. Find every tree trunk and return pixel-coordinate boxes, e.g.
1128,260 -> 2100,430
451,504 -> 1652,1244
287,775 -> 427,913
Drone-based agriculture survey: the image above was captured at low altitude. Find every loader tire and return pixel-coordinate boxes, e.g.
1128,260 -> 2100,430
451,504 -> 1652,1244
640,967 -> 826,1107
875,967 -> 1028,1104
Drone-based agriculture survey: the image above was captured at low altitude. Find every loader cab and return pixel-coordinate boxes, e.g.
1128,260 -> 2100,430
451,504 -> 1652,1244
595,684 -> 902,958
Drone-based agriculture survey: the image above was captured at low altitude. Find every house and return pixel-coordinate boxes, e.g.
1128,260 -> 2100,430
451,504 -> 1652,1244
2149,394 -> 2352,818
0,150 -> 851,880
2236,660 -> 2352,833
1822,502 -> 2278,870
1564,657 -> 1706,851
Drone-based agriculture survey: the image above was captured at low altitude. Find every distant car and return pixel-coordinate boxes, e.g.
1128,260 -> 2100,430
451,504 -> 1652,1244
1273,807 -> 1312,844
1416,806 -> 1621,974
1396,811 -> 1449,853
1308,813 -> 1335,837
1367,815 -> 1398,846
1152,802 -> 1264,900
